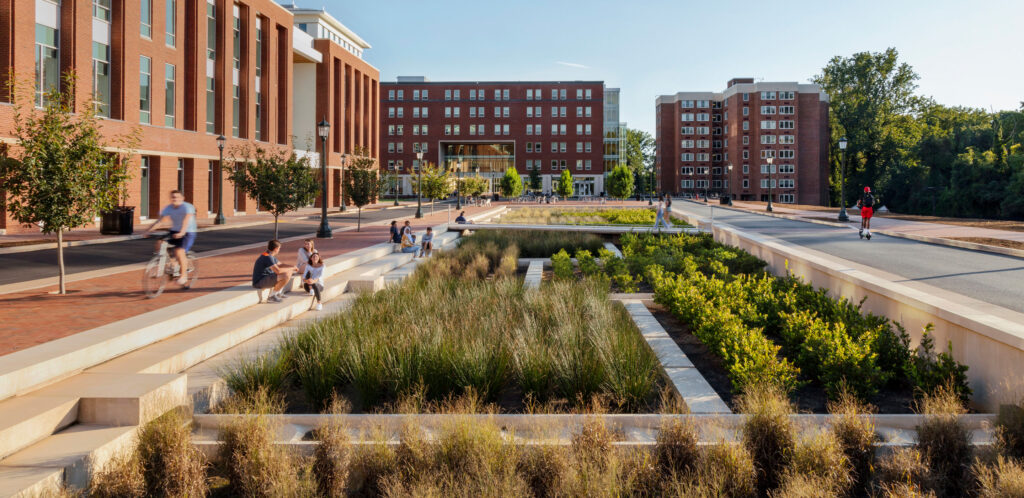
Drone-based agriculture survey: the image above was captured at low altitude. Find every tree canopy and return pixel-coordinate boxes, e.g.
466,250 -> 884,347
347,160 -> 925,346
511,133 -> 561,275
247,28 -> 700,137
606,164 -> 635,199
555,169 -> 574,198
499,167 -> 523,198
228,145 -> 319,239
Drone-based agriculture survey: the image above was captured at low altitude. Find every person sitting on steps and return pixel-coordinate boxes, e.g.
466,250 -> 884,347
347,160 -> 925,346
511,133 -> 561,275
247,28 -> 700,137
420,227 -> 434,258
302,251 -> 326,311
252,239 -> 295,303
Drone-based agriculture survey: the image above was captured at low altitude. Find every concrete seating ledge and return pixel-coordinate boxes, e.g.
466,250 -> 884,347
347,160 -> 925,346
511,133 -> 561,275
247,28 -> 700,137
446,223 -> 701,235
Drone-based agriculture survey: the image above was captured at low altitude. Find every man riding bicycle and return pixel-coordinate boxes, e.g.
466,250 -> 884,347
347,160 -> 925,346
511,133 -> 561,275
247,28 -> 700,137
144,190 -> 197,286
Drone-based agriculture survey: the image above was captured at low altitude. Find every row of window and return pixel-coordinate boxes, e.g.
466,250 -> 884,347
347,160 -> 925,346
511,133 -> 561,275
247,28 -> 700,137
387,87 -> 596,102
677,91 -> 797,110
385,106 -> 596,119
525,160 -> 593,171
679,164 -> 796,175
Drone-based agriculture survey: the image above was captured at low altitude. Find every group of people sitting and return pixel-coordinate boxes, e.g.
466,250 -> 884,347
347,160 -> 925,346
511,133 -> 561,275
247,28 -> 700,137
389,220 -> 434,258
250,238 -> 326,310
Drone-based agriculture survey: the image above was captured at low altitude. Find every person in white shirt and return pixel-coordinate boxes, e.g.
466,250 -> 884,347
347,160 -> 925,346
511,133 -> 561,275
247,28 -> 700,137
654,196 -> 671,230
419,227 -> 434,258
302,251 -> 326,311
296,239 -> 314,277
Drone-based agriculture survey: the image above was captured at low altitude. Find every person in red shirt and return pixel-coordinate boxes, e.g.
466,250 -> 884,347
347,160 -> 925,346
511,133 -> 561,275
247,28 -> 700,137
857,186 -> 875,240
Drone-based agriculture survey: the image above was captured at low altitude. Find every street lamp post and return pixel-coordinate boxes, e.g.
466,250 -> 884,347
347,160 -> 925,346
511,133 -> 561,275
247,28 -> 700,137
726,163 -> 734,206
837,137 -> 850,222
316,119 -> 332,238
415,151 -> 424,218
766,156 -> 774,212
338,154 -> 348,212
455,159 -> 463,209
214,135 -> 226,225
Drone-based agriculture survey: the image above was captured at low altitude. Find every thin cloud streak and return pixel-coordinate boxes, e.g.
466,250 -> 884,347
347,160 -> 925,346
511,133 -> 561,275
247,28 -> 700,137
556,61 -> 590,69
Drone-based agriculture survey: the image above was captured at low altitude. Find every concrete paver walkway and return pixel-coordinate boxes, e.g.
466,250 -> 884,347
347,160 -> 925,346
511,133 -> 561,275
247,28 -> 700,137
0,205 -> 492,357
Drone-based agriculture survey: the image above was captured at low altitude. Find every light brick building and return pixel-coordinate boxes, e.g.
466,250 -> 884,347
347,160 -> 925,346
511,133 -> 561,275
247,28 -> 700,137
0,1 -> 378,234
379,78 -> 623,197
655,78 -> 829,205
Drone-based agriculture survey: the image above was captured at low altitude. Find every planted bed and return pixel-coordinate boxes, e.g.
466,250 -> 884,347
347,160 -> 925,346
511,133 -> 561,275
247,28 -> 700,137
496,206 -> 688,226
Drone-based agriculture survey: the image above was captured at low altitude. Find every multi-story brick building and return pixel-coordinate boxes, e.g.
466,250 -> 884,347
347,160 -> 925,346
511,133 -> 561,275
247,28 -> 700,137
655,78 -> 829,205
0,1 -> 377,234
379,78 -> 623,197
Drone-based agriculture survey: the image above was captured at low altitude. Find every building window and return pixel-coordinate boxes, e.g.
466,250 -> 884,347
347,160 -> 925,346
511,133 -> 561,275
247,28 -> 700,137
177,159 -> 185,191
166,0 -> 177,46
141,0 -> 152,38
35,22 -> 60,107
454,125 -> 461,135
165,64 -> 175,127
585,89 -> 592,99
397,90 -> 404,100
92,42 -> 111,117
760,91 -> 776,100
780,135 -> 795,144
453,89 -> 460,100
779,91 -> 795,100
388,89 -> 395,100
779,105 -> 795,114
778,150 -> 795,159
585,160 -> 592,170
761,106 -> 776,115
761,120 -> 776,130
232,85 -> 240,137
444,89 -> 451,100
93,0 -> 112,21
139,56 -> 152,124
585,125 -> 591,135
743,179 -> 749,189
742,93 -> 749,101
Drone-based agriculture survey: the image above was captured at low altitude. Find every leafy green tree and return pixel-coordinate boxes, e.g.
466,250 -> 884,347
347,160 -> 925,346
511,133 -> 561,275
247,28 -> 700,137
499,167 -> 523,198
0,75 -> 138,294
462,175 -> 488,200
556,169 -> 574,198
606,164 -> 635,199
814,48 -> 923,207
228,145 -> 319,239
528,167 -> 542,193
411,163 -> 452,214
623,128 -> 655,173
347,166 -> 379,231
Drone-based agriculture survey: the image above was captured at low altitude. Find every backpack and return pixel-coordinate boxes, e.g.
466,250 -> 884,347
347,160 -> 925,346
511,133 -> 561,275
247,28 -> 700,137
863,193 -> 874,208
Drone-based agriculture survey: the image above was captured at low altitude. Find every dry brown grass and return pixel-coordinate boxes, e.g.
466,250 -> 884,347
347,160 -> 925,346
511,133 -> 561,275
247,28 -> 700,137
996,401 -> 1024,460
828,388 -> 879,495
136,411 -> 208,498
784,431 -> 852,496
655,417 -> 699,476
217,412 -> 300,497
88,450 -> 145,498
312,419 -> 350,497
737,383 -> 796,495
916,385 -> 973,497
874,447 -> 932,494
670,441 -> 758,498
517,444 -> 570,496
974,456 -> 1024,498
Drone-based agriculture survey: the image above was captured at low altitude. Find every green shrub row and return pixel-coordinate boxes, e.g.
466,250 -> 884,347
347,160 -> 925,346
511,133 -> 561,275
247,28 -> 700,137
625,232 -> 970,401
551,249 -> 574,280
459,229 -> 603,258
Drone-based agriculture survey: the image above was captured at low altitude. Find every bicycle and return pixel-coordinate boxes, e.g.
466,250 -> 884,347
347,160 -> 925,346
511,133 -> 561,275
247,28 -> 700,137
142,232 -> 198,298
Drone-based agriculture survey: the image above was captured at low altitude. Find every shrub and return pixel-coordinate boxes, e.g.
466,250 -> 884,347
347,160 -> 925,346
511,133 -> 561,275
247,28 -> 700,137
551,249 -> 574,280
916,385 -> 973,497
785,431 -> 852,496
684,441 -> 758,497
905,325 -> 972,404
575,249 -> 601,277
572,417 -> 616,470
655,417 -> 699,476
737,384 -> 797,495
873,447 -> 932,494
136,411 -> 208,498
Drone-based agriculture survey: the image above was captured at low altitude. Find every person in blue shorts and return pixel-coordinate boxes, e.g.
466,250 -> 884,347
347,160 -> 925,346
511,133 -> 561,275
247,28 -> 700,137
144,190 -> 197,286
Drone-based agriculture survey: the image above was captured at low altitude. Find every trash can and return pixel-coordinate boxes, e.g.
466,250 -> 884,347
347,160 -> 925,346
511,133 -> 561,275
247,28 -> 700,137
493,193 -> 500,202
100,206 -> 135,235
719,196 -> 731,205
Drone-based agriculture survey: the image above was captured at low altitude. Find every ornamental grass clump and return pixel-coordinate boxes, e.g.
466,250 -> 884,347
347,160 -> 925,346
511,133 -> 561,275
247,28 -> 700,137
655,417 -> 699,476
916,384 -> 973,497
995,399 -> 1024,460
136,411 -> 208,498
873,447 -> 933,497
311,418 -> 350,497
88,451 -> 145,498
737,383 -> 797,495
828,387 -> 878,495
974,456 -> 1024,498
782,430 -> 852,496
217,391 -> 301,497
457,228 -> 603,257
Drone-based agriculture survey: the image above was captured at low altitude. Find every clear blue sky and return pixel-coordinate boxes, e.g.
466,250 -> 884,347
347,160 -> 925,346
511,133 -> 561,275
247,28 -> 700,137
302,0 -> 1022,135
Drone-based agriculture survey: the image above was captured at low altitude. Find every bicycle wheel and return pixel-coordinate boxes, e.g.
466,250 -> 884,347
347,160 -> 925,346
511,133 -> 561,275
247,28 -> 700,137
142,257 -> 168,298
184,253 -> 199,288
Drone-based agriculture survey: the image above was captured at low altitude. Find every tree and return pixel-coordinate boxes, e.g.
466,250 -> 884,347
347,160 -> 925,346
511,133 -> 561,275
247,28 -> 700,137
813,48 -> 923,207
462,175 -> 488,200
0,75 -> 137,294
412,163 -> 452,214
499,167 -> 523,198
228,145 -> 319,239
606,164 -> 635,199
528,167 -> 542,193
347,169 -> 379,232
555,169 -> 574,198
623,128 -> 655,174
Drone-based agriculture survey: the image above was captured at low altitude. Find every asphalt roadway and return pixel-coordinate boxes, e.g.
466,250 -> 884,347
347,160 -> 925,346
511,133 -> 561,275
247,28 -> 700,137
673,201 -> 1024,315
0,205 -> 433,287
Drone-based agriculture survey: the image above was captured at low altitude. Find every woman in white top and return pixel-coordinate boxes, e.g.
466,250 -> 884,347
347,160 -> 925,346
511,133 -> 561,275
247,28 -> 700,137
296,239 -> 315,276
302,251 -> 326,311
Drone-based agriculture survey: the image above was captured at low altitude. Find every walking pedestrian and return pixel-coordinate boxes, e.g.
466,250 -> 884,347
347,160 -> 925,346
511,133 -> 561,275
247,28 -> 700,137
653,195 -> 671,230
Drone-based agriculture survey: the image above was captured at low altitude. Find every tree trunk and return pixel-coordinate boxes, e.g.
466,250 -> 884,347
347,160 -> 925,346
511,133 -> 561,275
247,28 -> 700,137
357,207 -> 362,231
431,198 -> 435,215
274,215 -> 280,240
57,229 -> 66,294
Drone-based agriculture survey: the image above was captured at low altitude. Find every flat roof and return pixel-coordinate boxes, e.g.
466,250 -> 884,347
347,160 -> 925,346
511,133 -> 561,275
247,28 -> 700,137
383,80 -> 606,85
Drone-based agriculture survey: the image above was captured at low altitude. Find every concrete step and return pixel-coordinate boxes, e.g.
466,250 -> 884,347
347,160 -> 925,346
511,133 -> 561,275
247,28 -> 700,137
0,466 -> 63,498
0,424 -> 137,492
0,397 -> 78,461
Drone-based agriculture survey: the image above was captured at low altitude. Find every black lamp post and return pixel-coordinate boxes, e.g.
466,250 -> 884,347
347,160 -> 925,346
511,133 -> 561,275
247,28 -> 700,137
415,151 -> 424,218
339,153 -> 348,212
837,137 -> 850,222
766,156 -> 774,212
726,163 -> 734,205
214,135 -> 226,224
316,119 -> 332,238
393,171 -> 399,206
455,159 -> 463,209
648,164 -> 654,205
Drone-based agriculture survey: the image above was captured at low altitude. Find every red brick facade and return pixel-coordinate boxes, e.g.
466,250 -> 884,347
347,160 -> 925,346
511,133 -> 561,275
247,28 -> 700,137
0,1 -> 377,233
379,80 -> 613,196
655,78 -> 830,205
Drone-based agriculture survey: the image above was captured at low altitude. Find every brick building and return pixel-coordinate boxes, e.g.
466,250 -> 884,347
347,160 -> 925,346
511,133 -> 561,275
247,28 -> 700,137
379,78 -> 623,197
655,78 -> 829,205
0,1 -> 377,234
